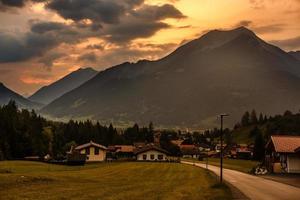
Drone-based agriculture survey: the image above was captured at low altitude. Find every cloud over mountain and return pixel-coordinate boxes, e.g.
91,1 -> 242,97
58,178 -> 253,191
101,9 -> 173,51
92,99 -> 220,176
0,0 -> 185,63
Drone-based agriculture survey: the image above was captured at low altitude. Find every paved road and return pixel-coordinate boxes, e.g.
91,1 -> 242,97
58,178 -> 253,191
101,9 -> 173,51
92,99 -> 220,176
181,161 -> 300,200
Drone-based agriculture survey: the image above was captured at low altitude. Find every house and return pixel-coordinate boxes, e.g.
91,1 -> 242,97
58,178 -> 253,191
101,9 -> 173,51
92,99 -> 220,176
265,135 -> 300,173
75,141 -> 107,162
198,143 -> 211,152
107,145 -> 135,160
229,144 -> 253,159
66,146 -> 86,165
171,139 -> 184,146
134,144 -> 169,161
215,143 -> 227,153
180,144 -> 201,158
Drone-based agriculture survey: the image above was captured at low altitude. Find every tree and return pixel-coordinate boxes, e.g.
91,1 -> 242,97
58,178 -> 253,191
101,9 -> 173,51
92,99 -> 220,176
241,111 -> 250,126
250,110 -> 258,124
253,131 -> 265,161
258,113 -> 264,124
250,126 -> 260,138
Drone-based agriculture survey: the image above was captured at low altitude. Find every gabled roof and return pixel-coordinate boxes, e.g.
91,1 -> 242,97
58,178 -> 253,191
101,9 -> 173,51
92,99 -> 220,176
134,144 -> 169,155
75,141 -> 107,150
268,135 -> 300,153
115,145 -> 134,153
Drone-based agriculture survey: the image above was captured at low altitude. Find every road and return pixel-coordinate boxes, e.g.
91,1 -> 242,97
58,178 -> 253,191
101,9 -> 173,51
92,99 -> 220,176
181,161 -> 300,200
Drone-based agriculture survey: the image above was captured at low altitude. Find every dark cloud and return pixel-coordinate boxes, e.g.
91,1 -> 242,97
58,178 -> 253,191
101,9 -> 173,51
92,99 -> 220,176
0,21 -> 96,63
235,20 -> 252,28
0,0 -> 186,63
270,36 -> 300,50
0,32 -> 59,62
1,0 -> 25,7
46,0 -> 138,24
131,4 -> 186,20
0,0 -> 45,11
106,20 -> 170,43
31,21 -> 67,34
38,51 -> 66,67
78,52 -> 97,62
86,44 -> 104,50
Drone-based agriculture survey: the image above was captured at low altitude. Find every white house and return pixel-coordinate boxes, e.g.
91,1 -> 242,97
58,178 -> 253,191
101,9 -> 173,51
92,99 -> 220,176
75,141 -> 107,162
134,144 -> 169,161
265,135 -> 300,173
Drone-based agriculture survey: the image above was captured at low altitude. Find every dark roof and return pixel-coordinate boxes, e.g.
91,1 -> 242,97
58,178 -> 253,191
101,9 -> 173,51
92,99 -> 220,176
181,146 -> 201,155
134,144 -> 169,155
75,141 -> 107,150
198,143 -> 210,148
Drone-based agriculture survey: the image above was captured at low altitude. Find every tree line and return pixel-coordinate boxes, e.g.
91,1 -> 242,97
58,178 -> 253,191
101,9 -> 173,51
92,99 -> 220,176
0,101 -> 155,160
233,109 -> 300,160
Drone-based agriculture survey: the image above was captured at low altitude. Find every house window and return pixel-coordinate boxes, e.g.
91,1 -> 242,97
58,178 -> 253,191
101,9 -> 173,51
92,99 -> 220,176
150,154 -> 155,160
95,147 -> 99,155
158,155 -> 164,160
86,147 -> 90,155
143,154 -> 147,160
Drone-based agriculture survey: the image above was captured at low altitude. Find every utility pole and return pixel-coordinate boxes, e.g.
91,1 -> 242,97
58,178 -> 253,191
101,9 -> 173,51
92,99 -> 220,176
219,114 -> 228,183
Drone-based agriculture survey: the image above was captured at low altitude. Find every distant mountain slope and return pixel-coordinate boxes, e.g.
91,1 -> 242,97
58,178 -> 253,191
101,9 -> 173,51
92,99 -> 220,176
41,27 -> 300,128
289,51 -> 300,61
29,68 -> 97,105
0,83 -> 41,109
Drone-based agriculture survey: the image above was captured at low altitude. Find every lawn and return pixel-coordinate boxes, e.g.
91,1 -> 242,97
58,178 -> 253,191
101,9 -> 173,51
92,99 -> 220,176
183,158 -> 259,173
0,161 -> 232,200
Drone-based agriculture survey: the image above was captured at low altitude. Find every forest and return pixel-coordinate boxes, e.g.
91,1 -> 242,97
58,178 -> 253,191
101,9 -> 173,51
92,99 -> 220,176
1,101 -> 300,160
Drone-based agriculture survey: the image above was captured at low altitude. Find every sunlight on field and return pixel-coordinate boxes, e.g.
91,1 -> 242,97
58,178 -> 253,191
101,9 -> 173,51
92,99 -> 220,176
0,161 -> 232,200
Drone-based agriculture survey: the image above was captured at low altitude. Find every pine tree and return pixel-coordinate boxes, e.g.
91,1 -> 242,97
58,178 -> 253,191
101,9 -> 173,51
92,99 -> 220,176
253,131 -> 265,161
241,111 -> 250,126
250,109 -> 258,124
258,113 -> 264,124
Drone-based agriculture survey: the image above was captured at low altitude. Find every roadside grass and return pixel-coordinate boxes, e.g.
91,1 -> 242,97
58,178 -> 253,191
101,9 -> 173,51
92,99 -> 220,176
0,161 -> 232,200
183,158 -> 259,173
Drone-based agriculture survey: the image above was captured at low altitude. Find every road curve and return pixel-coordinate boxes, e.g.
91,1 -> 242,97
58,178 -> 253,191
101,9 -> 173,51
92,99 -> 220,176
181,161 -> 300,200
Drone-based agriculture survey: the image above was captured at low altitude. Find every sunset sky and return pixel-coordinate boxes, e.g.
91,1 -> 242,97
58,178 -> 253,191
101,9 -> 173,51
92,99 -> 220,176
0,0 -> 299,96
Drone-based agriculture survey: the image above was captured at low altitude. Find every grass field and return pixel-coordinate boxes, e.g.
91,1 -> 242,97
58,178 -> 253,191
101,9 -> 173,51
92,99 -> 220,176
183,158 -> 259,173
0,161 -> 232,200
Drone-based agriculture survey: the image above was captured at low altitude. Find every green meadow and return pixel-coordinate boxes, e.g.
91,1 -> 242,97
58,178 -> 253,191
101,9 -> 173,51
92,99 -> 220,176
0,161 -> 232,200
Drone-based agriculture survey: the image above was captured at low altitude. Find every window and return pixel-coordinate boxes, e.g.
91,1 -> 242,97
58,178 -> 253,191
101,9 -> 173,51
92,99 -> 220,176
150,154 -> 155,160
95,147 -> 99,155
86,148 -> 90,155
143,154 -> 147,160
158,155 -> 164,160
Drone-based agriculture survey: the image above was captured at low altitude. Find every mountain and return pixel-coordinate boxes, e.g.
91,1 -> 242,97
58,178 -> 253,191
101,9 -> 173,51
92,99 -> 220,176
0,83 -> 41,109
41,27 -> 300,128
29,67 -> 97,105
289,51 -> 300,61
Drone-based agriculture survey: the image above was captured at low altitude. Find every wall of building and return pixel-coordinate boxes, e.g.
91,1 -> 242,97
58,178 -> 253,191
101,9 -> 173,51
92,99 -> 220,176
80,147 -> 106,162
287,154 -> 300,173
136,150 -> 167,161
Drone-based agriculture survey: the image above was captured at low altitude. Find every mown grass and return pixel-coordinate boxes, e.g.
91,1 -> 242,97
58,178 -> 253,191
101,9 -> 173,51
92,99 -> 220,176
0,161 -> 232,200
183,158 -> 259,173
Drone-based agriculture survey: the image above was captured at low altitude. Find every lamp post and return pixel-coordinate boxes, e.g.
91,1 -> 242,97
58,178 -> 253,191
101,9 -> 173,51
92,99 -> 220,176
219,113 -> 229,183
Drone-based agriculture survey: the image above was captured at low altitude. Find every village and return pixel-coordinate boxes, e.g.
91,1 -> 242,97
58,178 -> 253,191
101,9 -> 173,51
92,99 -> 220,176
38,131 -> 300,175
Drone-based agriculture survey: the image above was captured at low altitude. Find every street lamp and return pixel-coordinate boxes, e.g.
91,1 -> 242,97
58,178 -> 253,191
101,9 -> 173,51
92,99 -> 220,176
219,113 -> 229,183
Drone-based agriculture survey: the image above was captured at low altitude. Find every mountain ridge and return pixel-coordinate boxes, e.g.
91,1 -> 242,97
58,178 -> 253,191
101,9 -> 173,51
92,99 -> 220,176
29,67 -> 98,105
41,27 -> 300,128
0,82 -> 41,109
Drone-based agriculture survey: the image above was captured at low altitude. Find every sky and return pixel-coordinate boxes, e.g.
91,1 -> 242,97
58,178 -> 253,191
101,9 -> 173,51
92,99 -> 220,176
0,0 -> 299,96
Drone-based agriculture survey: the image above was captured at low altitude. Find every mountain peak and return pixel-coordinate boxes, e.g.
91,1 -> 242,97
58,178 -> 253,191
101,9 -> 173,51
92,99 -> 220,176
77,67 -> 96,72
